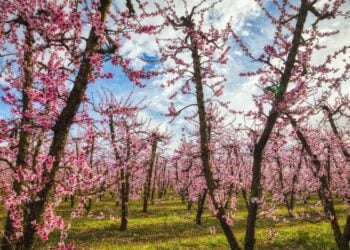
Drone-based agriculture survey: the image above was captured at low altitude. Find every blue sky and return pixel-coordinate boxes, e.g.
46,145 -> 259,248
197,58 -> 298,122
0,0 -> 267,124
1,0 -> 349,150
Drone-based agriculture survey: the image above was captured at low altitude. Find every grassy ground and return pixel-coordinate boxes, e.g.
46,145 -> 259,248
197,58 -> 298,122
4,195 -> 346,249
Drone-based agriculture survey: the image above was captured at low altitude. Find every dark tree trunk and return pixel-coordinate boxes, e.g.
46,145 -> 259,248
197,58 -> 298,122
70,195 -> 75,208
180,192 -> 186,203
2,28 -> 34,250
157,164 -> 167,199
196,189 -> 207,225
191,32 -> 240,249
241,190 -> 250,210
187,201 -> 193,211
120,168 -> 130,231
287,150 -> 304,217
99,194 -> 104,201
83,138 -> 95,214
288,189 -> 295,217
151,157 -> 159,204
143,140 -> 157,213
276,157 -> 293,217
83,198 -> 92,213
120,131 -> 131,231
109,111 -> 121,209
244,2 -> 308,249
162,165 -> 169,198
224,188 -> 234,209
110,192 -> 115,199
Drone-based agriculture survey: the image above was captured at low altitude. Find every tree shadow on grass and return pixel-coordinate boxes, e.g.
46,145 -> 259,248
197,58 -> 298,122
35,196 -> 343,250
36,218 -> 230,249
69,219 -> 218,243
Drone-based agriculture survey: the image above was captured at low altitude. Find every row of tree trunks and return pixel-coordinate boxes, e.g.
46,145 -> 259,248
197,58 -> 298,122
289,115 -> 350,250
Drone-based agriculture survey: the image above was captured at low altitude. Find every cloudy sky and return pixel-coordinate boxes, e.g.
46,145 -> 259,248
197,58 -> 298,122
91,0 -> 265,149
98,0 -> 349,149
1,0 -> 349,151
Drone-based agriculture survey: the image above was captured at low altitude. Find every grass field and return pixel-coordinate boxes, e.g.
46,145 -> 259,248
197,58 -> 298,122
6,195 -> 346,249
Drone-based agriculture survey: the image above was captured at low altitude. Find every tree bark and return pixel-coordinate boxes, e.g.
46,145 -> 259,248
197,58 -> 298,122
191,33 -> 240,250
120,127 -> 131,231
151,156 -> 159,204
70,195 -> 75,208
196,189 -> 207,225
187,201 -> 193,211
2,27 -> 34,250
244,2 -> 308,249
120,166 -> 130,231
143,140 -> 157,213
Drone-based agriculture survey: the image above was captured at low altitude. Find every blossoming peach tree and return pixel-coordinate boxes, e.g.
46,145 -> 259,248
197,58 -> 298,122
0,0 -> 159,248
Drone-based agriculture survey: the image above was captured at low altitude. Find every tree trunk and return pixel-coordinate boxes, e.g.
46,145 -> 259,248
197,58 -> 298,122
191,34 -> 240,249
241,190 -> 250,210
244,2 -> 308,249
276,157 -> 293,217
120,167 -> 130,231
288,150 -> 303,217
83,198 -> 92,213
143,140 -> 157,213
2,28 -> 34,250
151,157 -> 159,204
196,189 -> 207,225
187,201 -> 193,211
70,195 -> 75,208
224,187 -> 234,209
99,194 -> 104,201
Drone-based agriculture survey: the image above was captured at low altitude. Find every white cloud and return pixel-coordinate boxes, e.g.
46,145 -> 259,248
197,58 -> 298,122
103,0 -> 263,150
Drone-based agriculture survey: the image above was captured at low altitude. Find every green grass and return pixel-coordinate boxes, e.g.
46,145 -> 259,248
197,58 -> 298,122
2,196 -> 346,249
